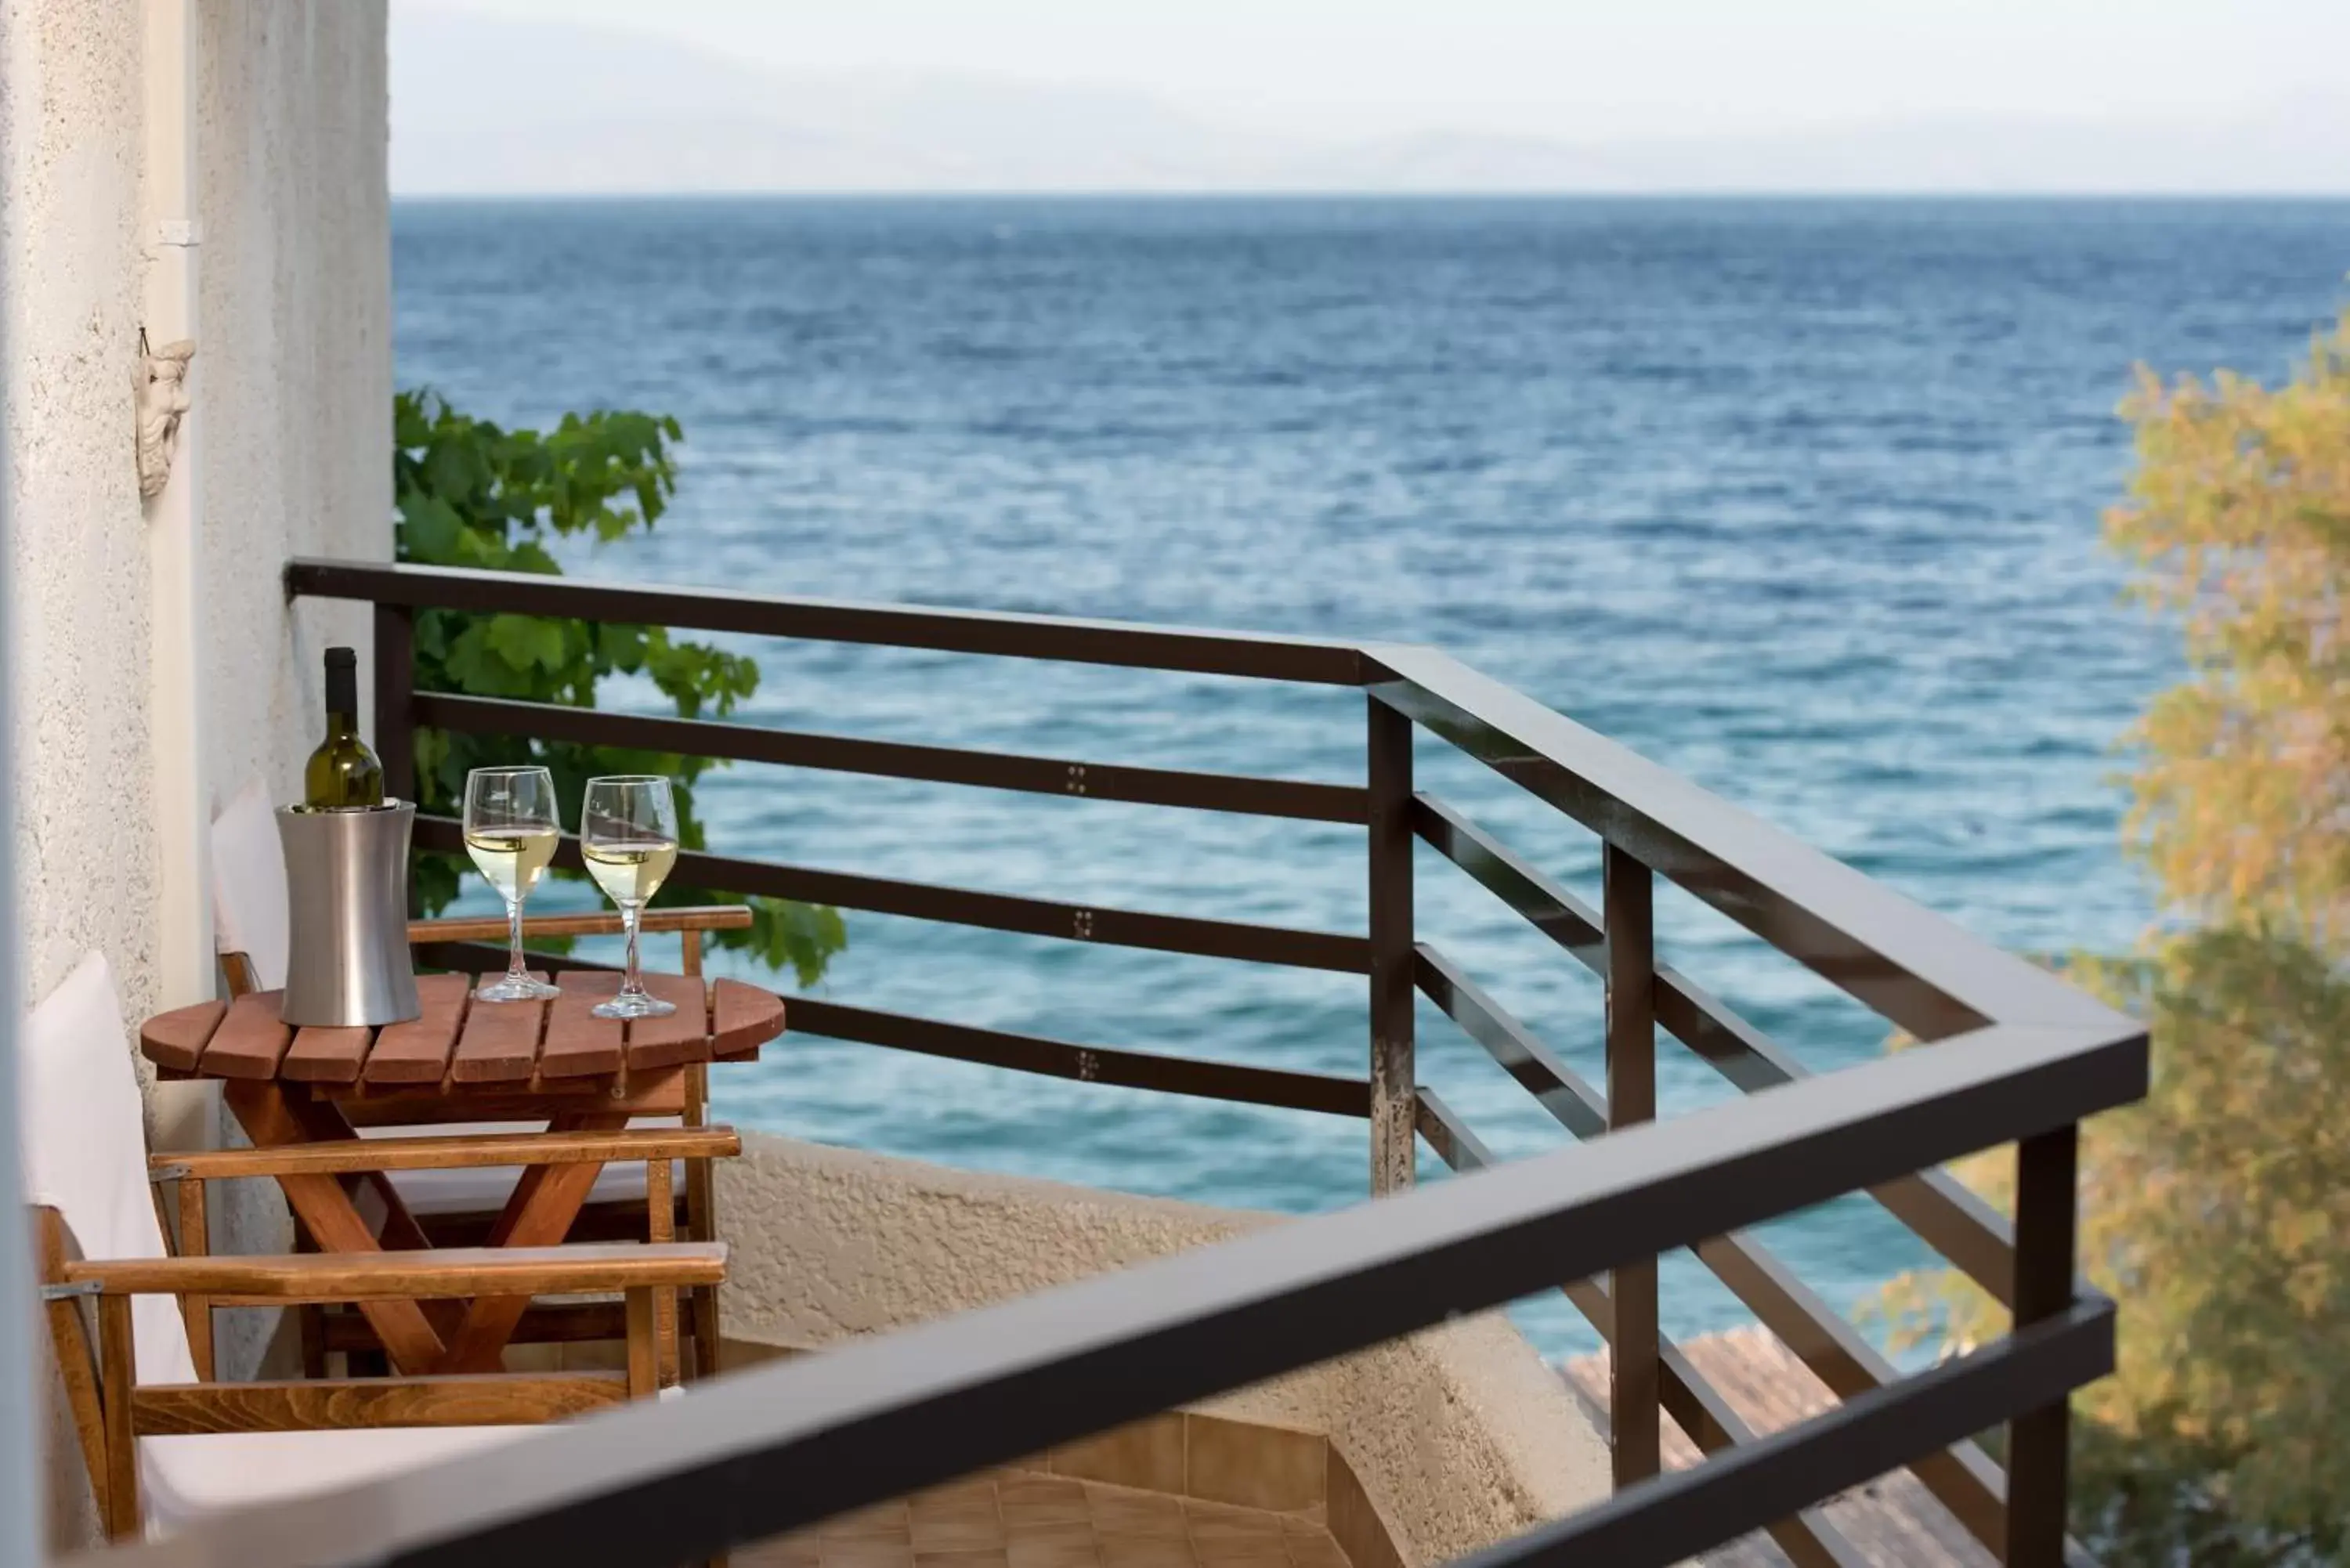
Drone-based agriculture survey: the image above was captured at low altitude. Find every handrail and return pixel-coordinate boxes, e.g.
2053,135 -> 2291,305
255,557 -> 2151,1566
82,1013 -> 2138,1568
1365,643 -> 2124,1041
285,558 -> 1375,684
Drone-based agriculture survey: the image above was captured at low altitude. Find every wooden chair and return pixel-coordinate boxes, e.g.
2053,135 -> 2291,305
209,777 -> 745,1378
24,951 -> 726,1542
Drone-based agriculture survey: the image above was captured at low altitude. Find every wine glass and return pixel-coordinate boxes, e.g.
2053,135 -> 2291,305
580,775 -> 681,1020
462,766 -> 562,1003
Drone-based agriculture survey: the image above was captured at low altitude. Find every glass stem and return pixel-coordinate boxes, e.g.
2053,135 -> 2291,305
620,903 -> 645,999
504,898 -> 530,987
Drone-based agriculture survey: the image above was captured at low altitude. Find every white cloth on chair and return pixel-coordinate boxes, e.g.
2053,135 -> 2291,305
211,775 -> 289,991
20,952 -> 202,1392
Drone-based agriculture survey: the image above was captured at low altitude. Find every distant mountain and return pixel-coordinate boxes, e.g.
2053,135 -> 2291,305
1288,103 -> 2350,194
391,5 -> 2350,196
391,5 -> 1277,193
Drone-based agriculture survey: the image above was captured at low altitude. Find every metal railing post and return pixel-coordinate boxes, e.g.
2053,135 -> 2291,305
1604,841 -> 1661,1489
372,602 -> 417,805
1367,695 -> 1415,1195
2004,1124 -> 2079,1565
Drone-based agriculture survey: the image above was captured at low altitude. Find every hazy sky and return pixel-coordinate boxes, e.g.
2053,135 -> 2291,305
421,0 -> 2339,143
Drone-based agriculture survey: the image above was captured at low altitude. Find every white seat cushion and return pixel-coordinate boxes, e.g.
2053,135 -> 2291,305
146,1385 -> 686,1533
388,1159 -> 671,1216
142,1425 -> 543,1534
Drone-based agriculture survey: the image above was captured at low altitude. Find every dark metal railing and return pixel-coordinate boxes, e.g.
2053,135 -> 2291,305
85,559 -> 2146,1568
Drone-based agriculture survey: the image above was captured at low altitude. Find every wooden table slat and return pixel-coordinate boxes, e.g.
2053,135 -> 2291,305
448,976 -> 553,1084
281,1025 -> 375,1084
711,979 -> 784,1061
139,973 -> 777,1088
197,991 -> 296,1080
622,974 -> 712,1071
143,1000 -> 227,1072
538,971 -> 627,1079
363,974 -> 476,1085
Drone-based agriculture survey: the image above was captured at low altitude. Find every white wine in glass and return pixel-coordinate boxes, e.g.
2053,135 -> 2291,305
580,775 -> 681,1021
463,765 -> 562,1003
580,840 -> 678,905
466,826 -> 559,902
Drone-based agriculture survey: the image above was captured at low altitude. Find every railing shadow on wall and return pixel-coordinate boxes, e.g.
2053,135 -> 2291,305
78,559 -> 2146,1568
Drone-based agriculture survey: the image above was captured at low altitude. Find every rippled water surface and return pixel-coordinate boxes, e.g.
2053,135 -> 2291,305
396,197 -> 2350,1353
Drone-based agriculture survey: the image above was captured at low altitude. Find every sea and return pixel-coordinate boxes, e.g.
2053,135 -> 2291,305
393,197 -> 2350,1357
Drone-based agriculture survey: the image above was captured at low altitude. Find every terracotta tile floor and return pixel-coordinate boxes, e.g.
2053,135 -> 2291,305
738,1470 -> 1353,1568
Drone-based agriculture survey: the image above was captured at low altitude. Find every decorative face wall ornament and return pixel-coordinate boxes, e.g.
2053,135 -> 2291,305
136,337 -> 197,501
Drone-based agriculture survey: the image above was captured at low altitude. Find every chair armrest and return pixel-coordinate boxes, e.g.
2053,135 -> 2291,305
63,1241 -> 727,1302
149,1125 -> 740,1181
409,904 -> 753,945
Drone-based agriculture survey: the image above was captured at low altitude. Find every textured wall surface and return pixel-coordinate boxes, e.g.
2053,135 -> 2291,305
0,0 -> 157,1028
0,8 -> 150,1544
718,1133 -> 1612,1565
196,0 -> 388,806
1,0 -> 389,1545
190,0 -> 391,1410
0,0 -> 388,1030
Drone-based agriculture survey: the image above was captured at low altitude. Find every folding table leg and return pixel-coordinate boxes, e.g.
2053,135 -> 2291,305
434,1109 -> 627,1374
279,1087 -> 464,1342
222,1082 -> 449,1375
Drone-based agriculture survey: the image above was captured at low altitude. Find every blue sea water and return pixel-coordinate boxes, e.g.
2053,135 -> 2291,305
394,197 -> 2350,1357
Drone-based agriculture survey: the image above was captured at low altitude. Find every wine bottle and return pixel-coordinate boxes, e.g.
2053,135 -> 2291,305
302,647 -> 386,809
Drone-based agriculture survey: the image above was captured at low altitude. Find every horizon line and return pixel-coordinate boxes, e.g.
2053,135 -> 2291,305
387,187 -> 2350,203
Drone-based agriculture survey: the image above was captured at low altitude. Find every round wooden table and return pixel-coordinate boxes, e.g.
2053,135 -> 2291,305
139,969 -> 783,1374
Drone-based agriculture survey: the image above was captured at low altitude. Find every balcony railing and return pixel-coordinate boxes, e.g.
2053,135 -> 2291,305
89,558 -> 2144,1567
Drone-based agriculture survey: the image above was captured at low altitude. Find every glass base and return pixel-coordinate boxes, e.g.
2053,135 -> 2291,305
477,974 -> 561,1003
591,988 -> 677,1021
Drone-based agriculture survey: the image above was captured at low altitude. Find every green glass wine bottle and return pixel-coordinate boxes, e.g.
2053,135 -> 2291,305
302,646 -> 385,809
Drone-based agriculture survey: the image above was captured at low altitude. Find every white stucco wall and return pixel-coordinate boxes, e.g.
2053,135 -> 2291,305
1,0 -> 387,1047
0,0 -> 159,1031
196,0 -> 389,805
0,0 -> 390,1546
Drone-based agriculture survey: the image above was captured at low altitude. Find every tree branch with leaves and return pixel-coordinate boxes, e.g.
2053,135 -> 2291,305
1875,310 -> 2350,1565
394,388 -> 845,985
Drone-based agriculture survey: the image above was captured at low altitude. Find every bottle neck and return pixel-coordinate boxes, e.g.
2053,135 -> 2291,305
325,658 -> 358,729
